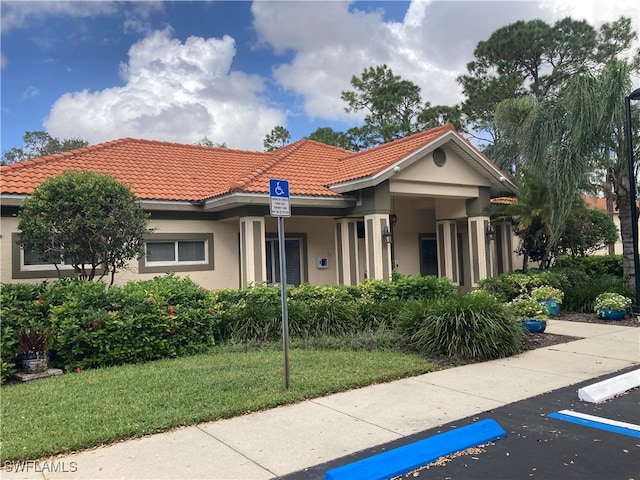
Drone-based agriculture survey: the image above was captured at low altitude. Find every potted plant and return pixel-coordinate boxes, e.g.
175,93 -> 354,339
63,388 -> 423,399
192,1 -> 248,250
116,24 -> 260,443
509,296 -> 549,333
530,285 -> 564,318
17,325 -> 54,373
593,293 -> 632,320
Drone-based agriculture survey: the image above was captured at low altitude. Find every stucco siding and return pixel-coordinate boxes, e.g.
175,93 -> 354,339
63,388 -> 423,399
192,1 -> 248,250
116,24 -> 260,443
1,217 -> 240,290
265,216 -> 337,285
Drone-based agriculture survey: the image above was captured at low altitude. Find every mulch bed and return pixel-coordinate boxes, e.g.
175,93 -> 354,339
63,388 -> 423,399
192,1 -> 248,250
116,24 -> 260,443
520,311 -> 639,352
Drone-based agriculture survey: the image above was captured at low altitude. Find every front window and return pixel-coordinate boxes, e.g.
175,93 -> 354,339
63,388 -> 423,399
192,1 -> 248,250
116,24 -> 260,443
145,240 -> 207,266
138,233 -> 214,274
20,244 -> 74,272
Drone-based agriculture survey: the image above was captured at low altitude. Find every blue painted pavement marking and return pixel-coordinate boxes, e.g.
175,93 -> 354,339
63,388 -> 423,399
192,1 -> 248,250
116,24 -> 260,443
548,410 -> 640,439
324,419 -> 506,480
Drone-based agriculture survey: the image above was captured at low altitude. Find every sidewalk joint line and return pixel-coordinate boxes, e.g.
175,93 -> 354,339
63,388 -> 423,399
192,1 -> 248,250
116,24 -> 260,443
195,425 -> 279,477
308,400 -> 405,437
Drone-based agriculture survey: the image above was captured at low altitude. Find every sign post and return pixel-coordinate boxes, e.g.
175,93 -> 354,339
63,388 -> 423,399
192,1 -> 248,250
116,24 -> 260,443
269,179 -> 291,390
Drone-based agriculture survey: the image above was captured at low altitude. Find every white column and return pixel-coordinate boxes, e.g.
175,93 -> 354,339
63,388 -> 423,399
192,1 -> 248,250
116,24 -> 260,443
467,215 -> 491,286
363,214 -> 392,281
239,216 -> 266,287
335,219 -> 360,285
436,220 -> 459,285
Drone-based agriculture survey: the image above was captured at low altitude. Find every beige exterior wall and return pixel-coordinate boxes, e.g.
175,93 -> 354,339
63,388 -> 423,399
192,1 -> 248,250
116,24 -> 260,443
391,197 -> 435,276
265,216 -> 337,285
393,147 -> 492,188
1,216 -> 19,284
1,217 -> 240,290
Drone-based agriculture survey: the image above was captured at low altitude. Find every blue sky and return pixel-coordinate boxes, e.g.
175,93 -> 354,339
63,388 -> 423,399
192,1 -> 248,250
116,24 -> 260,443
2,1 -> 639,153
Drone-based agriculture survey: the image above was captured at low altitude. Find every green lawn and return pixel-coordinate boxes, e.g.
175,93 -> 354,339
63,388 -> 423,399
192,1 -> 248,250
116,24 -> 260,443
1,348 -> 435,462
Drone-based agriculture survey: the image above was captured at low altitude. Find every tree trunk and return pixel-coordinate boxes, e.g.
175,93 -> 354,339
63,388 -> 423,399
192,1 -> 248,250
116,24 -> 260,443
606,193 -> 615,255
616,189 -> 638,290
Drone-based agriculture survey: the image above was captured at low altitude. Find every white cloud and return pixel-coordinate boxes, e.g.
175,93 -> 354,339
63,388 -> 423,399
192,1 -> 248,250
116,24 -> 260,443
20,86 -> 40,100
253,0 -> 640,127
1,1 -> 120,33
0,51 -> 6,69
44,28 -> 285,150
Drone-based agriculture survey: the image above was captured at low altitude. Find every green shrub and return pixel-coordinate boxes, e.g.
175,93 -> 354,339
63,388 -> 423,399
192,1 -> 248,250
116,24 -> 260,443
477,270 -> 569,302
555,255 -> 623,277
215,285 -> 282,343
1,275 -> 219,373
392,272 -> 458,300
397,293 -> 524,361
562,274 -> 634,312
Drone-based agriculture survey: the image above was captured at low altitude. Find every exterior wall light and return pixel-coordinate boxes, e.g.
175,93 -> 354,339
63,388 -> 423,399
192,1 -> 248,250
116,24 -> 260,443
486,226 -> 495,241
382,226 -> 393,244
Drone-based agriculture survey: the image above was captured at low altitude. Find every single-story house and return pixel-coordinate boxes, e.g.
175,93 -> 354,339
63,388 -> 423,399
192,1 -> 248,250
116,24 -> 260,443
1,123 -> 518,291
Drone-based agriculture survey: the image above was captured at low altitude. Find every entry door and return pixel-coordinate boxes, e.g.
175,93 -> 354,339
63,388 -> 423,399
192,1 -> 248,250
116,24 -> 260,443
419,236 -> 438,276
266,238 -> 302,286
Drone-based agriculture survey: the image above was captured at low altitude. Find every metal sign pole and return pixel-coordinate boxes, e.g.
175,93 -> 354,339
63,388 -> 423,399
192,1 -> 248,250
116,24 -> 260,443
278,215 -> 290,390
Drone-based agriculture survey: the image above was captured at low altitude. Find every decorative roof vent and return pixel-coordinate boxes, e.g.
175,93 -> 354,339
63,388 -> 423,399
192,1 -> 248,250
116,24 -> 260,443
433,148 -> 447,167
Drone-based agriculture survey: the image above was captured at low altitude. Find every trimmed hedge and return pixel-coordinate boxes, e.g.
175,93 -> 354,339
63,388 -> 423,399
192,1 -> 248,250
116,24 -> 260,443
1,273 -> 457,381
0,275 -> 219,377
211,275 -> 457,343
555,255 -> 623,277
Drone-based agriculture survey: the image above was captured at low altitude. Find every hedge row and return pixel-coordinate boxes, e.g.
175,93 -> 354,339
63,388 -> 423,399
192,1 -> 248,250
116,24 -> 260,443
0,274 -> 457,382
1,275 -> 218,379
4,260 -> 628,383
476,255 -> 634,312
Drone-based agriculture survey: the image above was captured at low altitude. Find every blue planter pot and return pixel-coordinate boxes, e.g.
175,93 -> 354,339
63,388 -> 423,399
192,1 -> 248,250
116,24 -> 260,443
18,351 -> 48,373
537,299 -> 560,318
597,308 -> 627,321
521,319 -> 547,333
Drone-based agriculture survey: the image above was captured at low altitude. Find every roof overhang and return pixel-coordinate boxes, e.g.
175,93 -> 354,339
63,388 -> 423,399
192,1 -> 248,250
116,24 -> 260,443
2,192 -> 357,214
328,131 -> 517,197
200,192 -> 357,212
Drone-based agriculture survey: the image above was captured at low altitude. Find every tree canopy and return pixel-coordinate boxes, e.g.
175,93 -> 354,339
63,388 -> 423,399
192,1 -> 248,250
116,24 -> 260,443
2,131 -> 89,165
340,64 -> 464,150
459,16 -> 639,173
263,126 -> 292,151
18,170 -> 152,285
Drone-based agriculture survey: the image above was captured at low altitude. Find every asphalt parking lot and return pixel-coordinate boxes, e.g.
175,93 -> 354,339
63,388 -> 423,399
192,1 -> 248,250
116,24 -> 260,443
283,366 -> 640,480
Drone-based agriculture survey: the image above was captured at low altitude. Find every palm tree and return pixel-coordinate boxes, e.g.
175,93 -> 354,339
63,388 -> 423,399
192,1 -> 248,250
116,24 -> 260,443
497,60 -> 639,290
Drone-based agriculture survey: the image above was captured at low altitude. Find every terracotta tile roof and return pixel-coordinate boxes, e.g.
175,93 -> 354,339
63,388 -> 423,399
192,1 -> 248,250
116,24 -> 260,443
583,195 -> 608,210
231,139 -> 349,197
326,124 -> 455,185
0,138 -> 346,201
490,197 -> 516,205
1,124 -> 514,203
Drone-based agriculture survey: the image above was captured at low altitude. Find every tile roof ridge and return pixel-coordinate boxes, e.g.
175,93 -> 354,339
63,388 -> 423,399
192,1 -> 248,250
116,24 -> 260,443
337,123 -> 455,162
123,137 -> 270,154
229,139 -> 310,192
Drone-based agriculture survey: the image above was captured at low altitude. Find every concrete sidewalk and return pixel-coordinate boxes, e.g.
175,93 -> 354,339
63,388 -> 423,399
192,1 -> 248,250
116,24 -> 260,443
3,320 -> 639,480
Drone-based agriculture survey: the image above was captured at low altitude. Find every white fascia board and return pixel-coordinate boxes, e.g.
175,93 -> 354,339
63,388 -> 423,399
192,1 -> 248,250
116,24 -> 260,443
0,194 -> 28,207
202,192 -> 355,212
448,136 -> 518,193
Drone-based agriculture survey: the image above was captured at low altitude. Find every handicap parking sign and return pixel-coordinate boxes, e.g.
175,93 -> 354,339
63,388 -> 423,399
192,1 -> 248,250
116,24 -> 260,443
269,179 -> 290,217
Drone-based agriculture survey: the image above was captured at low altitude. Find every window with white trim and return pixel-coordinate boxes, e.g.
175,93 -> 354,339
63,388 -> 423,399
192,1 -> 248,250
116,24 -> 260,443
139,233 -> 214,274
20,244 -> 74,272
145,240 -> 207,266
11,233 -> 88,279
